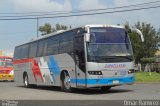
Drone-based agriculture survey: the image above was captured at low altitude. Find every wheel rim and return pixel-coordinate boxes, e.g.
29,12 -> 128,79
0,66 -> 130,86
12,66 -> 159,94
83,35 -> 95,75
24,76 -> 28,86
64,76 -> 71,90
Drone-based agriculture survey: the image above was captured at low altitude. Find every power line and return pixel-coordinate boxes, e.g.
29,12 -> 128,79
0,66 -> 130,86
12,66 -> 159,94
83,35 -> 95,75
1,3 -> 159,18
0,0 -> 160,16
0,5 -> 160,20
0,30 -> 35,35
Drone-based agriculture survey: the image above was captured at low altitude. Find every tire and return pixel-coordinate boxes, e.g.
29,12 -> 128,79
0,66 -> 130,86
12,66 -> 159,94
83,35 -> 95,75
101,86 -> 111,92
61,71 -> 72,92
23,73 -> 30,87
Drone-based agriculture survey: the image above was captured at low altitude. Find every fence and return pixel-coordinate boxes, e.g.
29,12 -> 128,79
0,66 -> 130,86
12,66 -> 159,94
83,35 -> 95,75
150,63 -> 160,72
141,62 -> 160,72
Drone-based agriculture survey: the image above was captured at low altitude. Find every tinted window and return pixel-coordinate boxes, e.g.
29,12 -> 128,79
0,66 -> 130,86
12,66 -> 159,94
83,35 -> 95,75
37,39 -> 48,57
14,47 -> 20,60
47,36 -> 59,55
14,44 -> 29,59
21,44 -> 29,59
90,27 -> 129,44
59,31 -> 74,53
29,42 -> 37,58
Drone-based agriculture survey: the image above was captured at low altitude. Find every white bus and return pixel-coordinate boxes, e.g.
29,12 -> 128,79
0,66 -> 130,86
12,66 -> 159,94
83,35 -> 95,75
13,25 -> 144,92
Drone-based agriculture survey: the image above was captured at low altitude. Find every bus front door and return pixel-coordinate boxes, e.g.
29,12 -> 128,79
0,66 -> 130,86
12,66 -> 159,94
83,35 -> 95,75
74,36 -> 86,87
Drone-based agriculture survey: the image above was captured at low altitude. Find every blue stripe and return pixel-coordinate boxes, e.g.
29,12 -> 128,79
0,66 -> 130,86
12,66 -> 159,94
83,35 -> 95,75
48,56 -> 60,75
48,56 -> 60,82
71,76 -> 134,85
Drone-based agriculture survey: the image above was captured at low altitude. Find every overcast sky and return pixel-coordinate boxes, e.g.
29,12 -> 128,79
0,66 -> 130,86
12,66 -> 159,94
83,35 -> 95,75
0,0 -> 160,52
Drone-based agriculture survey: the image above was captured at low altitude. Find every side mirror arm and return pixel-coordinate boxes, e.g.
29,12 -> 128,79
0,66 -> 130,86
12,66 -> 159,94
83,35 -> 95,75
131,28 -> 144,42
85,33 -> 90,42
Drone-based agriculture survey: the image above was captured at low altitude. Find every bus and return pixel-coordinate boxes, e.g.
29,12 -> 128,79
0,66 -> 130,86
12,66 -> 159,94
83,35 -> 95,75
13,25 -> 144,92
0,56 -> 14,81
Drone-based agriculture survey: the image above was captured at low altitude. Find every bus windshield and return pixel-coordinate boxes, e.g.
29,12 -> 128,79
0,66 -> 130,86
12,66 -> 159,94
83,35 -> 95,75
87,27 -> 133,62
0,61 -> 13,67
0,61 -> 5,67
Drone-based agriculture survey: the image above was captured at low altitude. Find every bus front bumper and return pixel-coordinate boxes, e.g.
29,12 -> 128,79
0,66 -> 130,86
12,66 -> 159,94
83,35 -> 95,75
71,76 -> 134,88
0,74 -> 14,81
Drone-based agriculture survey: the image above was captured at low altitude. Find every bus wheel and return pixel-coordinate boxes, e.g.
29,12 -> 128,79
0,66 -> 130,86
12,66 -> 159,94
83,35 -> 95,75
23,73 -> 29,87
61,72 -> 72,92
101,86 -> 111,92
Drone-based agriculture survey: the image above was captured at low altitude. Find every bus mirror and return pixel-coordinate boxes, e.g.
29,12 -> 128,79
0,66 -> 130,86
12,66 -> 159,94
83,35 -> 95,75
131,28 -> 144,42
85,33 -> 90,42
83,30 -> 87,33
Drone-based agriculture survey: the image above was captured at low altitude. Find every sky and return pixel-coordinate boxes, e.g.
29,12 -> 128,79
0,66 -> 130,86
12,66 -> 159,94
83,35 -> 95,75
0,0 -> 160,53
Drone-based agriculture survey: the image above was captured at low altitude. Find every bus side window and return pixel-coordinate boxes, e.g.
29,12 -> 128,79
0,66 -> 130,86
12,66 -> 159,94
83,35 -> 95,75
37,39 -> 48,57
19,44 -> 29,59
59,32 -> 74,54
47,36 -> 59,55
29,42 -> 37,58
14,47 -> 20,60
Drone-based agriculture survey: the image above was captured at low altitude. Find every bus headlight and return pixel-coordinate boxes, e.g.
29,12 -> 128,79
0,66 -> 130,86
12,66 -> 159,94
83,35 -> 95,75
88,71 -> 102,75
9,70 -> 14,75
128,69 -> 134,74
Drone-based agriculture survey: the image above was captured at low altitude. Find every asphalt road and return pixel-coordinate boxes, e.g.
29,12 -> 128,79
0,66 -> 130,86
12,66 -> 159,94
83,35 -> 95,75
0,82 -> 160,100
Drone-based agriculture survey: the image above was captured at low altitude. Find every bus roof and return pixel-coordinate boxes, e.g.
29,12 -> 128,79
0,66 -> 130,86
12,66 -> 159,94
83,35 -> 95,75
85,24 -> 124,28
15,24 -> 125,47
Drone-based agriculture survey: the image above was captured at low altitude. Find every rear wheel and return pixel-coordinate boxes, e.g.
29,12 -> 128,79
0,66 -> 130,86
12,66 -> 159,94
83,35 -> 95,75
23,73 -> 30,87
101,86 -> 111,92
61,71 -> 72,92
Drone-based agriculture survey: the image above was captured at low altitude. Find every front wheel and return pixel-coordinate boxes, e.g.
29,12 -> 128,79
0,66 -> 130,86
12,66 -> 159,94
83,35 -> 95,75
101,86 -> 112,92
61,72 -> 72,92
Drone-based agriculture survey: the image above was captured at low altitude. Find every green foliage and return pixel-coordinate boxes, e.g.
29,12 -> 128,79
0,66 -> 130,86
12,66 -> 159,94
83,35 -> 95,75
125,22 -> 160,63
55,24 -> 67,31
39,23 -> 69,36
39,23 -> 52,35
140,57 -> 156,63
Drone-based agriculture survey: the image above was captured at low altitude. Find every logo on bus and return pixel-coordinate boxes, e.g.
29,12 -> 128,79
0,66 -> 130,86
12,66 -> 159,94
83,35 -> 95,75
105,64 -> 126,68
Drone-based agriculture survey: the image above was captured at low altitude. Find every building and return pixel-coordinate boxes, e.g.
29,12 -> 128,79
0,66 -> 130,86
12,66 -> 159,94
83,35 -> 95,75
0,50 -> 3,56
0,50 -> 13,57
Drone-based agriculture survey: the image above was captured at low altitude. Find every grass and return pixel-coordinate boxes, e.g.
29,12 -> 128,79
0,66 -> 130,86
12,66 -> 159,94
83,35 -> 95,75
135,72 -> 160,82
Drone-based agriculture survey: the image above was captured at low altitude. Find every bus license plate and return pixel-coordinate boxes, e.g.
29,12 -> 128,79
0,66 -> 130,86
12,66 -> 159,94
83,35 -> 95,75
113,80 -> 119,84
120,70 -> 126,75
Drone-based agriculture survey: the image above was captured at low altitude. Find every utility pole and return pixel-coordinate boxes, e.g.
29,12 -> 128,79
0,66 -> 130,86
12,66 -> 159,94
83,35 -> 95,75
37,18 -> 39,37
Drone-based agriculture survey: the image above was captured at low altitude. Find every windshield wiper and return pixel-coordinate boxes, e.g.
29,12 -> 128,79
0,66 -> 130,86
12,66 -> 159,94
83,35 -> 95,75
98,56 -> 133,61
114,56 -> 133,61
97,56 -> 117,62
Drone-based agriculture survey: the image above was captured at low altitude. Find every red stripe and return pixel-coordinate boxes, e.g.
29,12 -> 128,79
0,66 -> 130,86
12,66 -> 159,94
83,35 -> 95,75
13,58 -> 44,82
13,58 -> 33,64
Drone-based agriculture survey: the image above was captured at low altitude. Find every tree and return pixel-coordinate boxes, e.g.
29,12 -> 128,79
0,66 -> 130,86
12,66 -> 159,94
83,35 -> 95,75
39,23 -> 52,35
39,23 -> 69,35
55,24 -> 68,31
125,22 -> 160,63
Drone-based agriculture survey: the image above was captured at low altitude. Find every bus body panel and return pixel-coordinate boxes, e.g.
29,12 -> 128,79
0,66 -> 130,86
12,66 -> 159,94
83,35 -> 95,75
14,55 -> 134,88
85,62 -> 134,87
14,53 -> 86,87
13,25 -> 137,89
70,62 -> 134,88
